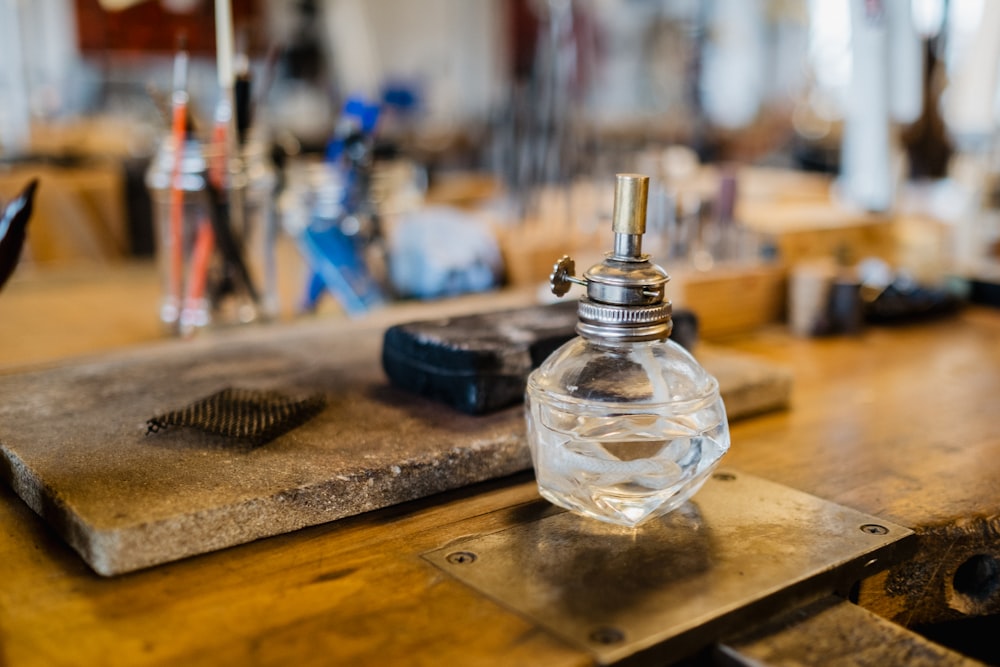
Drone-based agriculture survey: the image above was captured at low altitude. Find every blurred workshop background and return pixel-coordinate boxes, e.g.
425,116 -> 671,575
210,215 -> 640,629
1,0 -> 998,353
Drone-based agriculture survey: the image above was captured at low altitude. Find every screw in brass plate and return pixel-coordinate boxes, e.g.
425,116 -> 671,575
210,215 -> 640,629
860,524 -> 889,535
446,551 -> 478,565
589,627 -> 625,645
713,472 -> 736,482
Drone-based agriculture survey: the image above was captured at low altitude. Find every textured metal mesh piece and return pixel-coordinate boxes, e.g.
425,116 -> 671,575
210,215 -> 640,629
146,387 -> 326,447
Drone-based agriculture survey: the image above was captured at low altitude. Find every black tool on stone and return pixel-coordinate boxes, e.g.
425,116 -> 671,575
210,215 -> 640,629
381,301 -> 699,415
0,179 -> 39,293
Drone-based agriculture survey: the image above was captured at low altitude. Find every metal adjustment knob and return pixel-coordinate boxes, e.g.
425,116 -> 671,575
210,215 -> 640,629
550,255 -> 588,297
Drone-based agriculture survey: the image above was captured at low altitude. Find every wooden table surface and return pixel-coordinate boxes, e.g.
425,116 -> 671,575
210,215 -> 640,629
1,264 -> 998,666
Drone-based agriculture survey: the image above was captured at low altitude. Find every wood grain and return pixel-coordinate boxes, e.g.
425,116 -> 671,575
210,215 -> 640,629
0,472 -> 586,667
0,264 -> 998,664
723,309 -> 1000,626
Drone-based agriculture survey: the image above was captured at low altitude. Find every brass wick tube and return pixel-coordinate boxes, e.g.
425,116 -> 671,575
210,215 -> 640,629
611,173 -> 649,259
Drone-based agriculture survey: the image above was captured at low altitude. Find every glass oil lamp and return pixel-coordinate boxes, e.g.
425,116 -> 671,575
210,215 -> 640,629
525,174 -> 730,527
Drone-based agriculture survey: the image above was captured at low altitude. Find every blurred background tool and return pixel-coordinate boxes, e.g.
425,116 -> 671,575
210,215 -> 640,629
0,0 -> 998,332
0,180 -> 39,292
286,96 -> 387,316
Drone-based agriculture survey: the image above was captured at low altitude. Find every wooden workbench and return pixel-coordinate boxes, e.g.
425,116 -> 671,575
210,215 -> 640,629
0,264 -> 998,665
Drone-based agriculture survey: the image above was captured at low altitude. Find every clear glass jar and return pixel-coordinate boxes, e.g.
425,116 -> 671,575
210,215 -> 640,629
525,172 -> 729,527
526,336 -> 729,527
145,137 -> 211,332
146,136 -> 278,334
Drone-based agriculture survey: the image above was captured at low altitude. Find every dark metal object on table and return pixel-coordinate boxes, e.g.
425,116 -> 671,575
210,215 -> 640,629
0,179 -> 38,292
864,281 -> 962,324
829,279 -> 866,334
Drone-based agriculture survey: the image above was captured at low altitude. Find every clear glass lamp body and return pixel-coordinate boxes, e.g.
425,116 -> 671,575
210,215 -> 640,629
526,334 -> 729,527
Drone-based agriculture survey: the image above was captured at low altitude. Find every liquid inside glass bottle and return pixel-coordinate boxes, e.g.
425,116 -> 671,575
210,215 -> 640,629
525,174 -> 730,527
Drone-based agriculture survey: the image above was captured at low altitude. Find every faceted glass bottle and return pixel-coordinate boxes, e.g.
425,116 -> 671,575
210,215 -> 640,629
526,336 -> 729,526
525,173 -> 730,527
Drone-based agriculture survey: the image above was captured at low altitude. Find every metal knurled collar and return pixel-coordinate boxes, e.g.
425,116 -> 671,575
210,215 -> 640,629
577,299 -> 673,341
579,299 -> 672,325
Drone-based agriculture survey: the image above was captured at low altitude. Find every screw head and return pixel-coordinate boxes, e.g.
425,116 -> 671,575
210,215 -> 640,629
860,524 -> 889,535
589,626 -> 625,645
713,472 -> 736,482
446,551 -> 478,565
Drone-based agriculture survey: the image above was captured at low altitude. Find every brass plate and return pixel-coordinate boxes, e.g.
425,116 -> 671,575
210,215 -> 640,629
423,470 -> 914,665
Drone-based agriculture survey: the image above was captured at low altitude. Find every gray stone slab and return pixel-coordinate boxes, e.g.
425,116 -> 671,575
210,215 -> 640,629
0,315 -> 790,577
